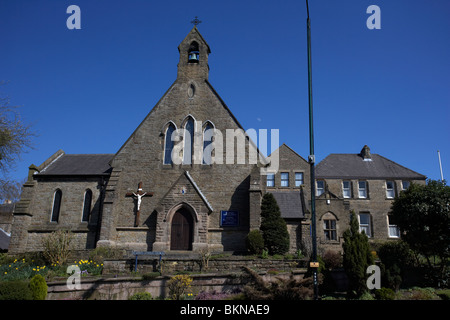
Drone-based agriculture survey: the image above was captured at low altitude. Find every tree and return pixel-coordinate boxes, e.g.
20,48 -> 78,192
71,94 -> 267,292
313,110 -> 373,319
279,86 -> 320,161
260,193 -> 290,255
391,180 -> 450,276
0,93 -> 34,175
0,83 -> 35,203
342,212 -> 374,297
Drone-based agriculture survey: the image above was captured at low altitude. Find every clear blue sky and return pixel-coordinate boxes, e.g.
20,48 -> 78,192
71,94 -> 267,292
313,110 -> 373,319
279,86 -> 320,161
1,0 -> 449,182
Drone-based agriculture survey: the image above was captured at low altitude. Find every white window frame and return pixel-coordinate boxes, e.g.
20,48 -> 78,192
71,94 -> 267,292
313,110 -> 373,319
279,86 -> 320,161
342,180 -> 351,198
316,180 -> 325,196
294,172 -> 304,187
401,180 -> 410,190
358,213 -> 372,237
386,180 -> 395,199
358,181 -> 367,198
266,173 -> 275,187
281,172 -> 289,187
388,215 -> 400,238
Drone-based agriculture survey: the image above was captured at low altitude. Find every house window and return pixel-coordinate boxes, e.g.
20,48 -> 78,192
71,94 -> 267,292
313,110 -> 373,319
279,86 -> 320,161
342,180 -> 351,198
51,189 -> 62,222
295,172 -> 304,187
402,181 -> 410,190
183,117 -> 195,165
281,172 -> 289,187
164,123 -> 176,165
316,180 -> 325,196
202,122 -> 214,165
266,173 -> 275,187
358,213 -> 371,237
81,189 -> 92,222
388,215 -> 400,238
386,181 -> 395,198
323,219 -> 337,241
358,181 -> 367,198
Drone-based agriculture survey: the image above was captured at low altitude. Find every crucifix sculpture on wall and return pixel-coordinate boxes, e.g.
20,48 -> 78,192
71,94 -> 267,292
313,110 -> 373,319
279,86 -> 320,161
126,182 -> 154,227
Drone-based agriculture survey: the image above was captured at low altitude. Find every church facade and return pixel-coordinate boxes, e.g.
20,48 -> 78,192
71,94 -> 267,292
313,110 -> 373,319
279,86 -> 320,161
8,27 -> 426,255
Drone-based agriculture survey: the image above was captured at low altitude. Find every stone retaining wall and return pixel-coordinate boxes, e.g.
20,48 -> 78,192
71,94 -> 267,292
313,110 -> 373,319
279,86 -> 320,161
103,256 -> 308,275
46,270 -> 307,300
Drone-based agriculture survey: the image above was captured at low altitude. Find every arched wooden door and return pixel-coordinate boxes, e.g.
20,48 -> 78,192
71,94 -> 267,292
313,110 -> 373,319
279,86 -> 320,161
170,208 -> 193,250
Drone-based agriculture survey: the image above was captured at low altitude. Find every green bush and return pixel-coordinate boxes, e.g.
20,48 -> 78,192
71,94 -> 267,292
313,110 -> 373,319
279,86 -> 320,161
246,230 -> 264,255
0,280 -> 33,300
375,287 -> 396,300
436,289 -> 450,300
29,274 -> 48,300
128,292 -> 153,300
343,212 -> 374,298
260,193 -> 290,255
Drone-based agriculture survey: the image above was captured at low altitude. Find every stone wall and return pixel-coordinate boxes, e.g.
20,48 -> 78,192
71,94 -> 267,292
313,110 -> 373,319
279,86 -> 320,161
103,256 -> 308,275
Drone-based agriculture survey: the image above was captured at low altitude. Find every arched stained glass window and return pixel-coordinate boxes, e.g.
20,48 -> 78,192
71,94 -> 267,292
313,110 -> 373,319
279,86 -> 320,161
203,122 -> 214,165
183,117 -> 195,165
51,189 -> 62,222
81,189 -> 92,222
164,123 -> 176,165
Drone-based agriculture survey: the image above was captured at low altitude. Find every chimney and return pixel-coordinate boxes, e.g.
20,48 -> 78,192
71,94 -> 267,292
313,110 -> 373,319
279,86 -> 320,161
360,145 -> 372,160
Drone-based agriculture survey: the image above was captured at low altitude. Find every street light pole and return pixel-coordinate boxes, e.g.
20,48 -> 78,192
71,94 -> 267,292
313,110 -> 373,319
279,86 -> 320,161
306,0 -> 319,300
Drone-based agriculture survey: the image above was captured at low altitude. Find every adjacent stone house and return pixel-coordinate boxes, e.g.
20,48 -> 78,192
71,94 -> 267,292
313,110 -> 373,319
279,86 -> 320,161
314,145 -> 427,253
8,27 -> 427,256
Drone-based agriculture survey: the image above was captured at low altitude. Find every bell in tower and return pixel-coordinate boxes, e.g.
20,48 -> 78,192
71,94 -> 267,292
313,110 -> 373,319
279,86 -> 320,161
188,41 -> 200,63
177,25 -> 211,81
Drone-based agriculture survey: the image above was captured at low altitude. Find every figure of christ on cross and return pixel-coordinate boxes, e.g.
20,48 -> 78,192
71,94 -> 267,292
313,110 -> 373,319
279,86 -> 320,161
125,182 -> 154,227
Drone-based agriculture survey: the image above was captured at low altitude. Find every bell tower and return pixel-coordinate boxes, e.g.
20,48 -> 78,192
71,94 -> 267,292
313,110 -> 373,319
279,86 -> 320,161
177,25 -> 211,81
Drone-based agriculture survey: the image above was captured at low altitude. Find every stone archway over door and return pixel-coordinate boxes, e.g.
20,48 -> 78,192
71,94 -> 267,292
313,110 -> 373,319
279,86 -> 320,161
170,208 -> 193,250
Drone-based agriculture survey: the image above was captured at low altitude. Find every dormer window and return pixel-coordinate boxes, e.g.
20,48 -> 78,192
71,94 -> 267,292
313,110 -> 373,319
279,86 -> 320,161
188,41 -> 199,63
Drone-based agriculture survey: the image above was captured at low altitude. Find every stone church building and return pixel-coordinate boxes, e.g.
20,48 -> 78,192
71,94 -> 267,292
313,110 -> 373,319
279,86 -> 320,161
8,27 -> 426,255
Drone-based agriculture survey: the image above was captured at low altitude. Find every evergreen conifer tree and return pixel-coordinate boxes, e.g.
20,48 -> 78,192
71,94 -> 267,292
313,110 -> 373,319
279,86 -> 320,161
342,212 -> 374,297
260,193 -> 290,255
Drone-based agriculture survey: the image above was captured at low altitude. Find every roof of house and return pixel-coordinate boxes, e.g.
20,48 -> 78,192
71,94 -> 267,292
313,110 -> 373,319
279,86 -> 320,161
316,146 -> 426,180
37,154 -> 114,176
270,191 -> 305,219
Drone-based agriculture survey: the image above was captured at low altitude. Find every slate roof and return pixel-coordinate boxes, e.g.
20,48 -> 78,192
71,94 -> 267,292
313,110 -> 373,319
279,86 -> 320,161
38,154 -> 114,176
316,153 -> 426,180
270,191 -> 305,219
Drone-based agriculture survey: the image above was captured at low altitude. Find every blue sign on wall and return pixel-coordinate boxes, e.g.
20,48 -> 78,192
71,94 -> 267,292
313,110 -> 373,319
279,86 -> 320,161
220,210 -> 239,227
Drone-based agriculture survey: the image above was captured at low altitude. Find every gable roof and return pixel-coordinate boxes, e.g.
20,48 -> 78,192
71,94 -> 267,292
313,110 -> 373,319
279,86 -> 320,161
38,154 -> 114,176
316,153 -> 426,180
270,191 -> 305,219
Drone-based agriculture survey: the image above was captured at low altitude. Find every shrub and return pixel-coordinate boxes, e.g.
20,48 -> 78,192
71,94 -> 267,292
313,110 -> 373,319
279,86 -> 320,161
260,193 -> 290,255
378,241 -> 413,290
29,274 -> 47,300
241,266 -> 321,300
375,287 -> 396,300
436,289 -> 450,300
0,280 -> 33,300
168,274 -> 193,300
322,250 -> 343,270
128,292 -> 153,300
246,230 -> 264,255
89,247 -> 124,265
41,230 -> 73,265
343,212 -> 374,298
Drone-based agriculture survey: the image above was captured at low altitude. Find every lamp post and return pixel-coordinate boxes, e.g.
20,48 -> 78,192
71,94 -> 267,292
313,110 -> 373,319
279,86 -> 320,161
306,0 -> 319,300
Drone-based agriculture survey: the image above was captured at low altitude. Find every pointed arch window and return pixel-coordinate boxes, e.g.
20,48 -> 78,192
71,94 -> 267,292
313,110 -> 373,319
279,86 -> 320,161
164,123 -> 176,165
203,122 -> 214,165
51,189 -> 62,222
81,189 -> 92,222
183,117 -> 195,165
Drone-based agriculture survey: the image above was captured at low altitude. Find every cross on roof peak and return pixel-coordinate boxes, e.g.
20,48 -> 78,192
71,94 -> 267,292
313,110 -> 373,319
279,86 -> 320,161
191,16 -> 202,27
